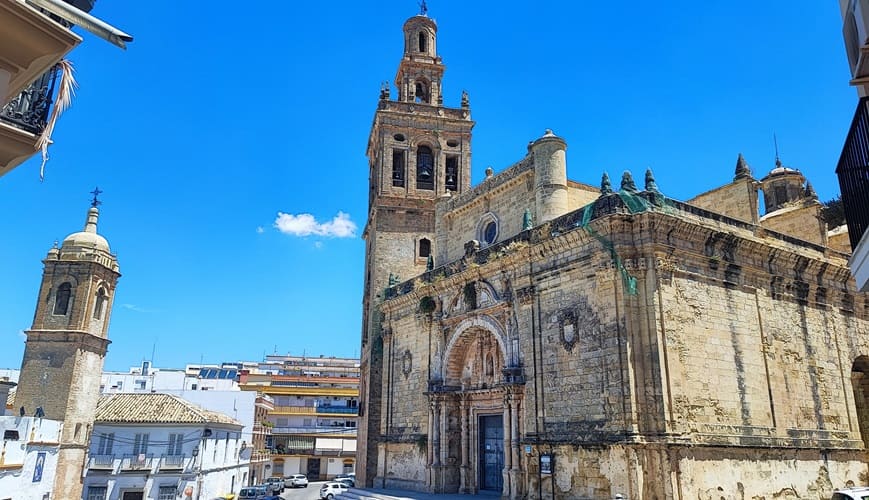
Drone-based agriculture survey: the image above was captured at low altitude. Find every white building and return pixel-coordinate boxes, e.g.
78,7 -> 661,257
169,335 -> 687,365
100,362 -> 241,394
83,393 -> 247,500
0,416 -> 62,500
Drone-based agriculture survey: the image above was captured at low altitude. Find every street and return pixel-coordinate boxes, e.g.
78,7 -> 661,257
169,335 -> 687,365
280,481 -> 329,500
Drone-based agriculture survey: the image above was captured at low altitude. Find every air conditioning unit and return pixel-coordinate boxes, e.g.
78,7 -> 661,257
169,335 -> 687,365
844,0 -> 869,79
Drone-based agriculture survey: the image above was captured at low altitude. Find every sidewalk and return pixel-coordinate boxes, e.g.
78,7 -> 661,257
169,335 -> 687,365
340,487 -> 501,499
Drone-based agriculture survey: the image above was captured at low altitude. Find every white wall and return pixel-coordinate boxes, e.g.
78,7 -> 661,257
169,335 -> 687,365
84,422 -> 248,500
0,416 -> 61,500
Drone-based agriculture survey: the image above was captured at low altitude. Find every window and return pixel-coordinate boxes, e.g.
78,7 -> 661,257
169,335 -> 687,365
133,433 -> 149,455
303,418 -> 312,427
416,146 -> 434,190
93,288 -> 107,320
392,149 -> 405,187
157,486 -> 176,500
484,221 -> 497,244
53,282 -> 72,315
419,238 -> 431,258
135,379 -> 146,391
345,421 -> 356,428
167,433 -> 183,456
86,486 -> 107,500
414,81 -> 430,104
96,433 -> 114,455
445,156 -> 459,191
3,430 -> 18,440
418,31 -> 427,52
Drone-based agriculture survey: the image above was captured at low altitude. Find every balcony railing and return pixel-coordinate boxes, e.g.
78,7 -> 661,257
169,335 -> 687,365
159,454 -> 187,471
250,449 -> 271,462
0,68 -> 59,134
88,454 -> 115,471
837,96 -> 869,250
271,406 -> 358,416
120,454 -> 154,472
272,426 -> 357,436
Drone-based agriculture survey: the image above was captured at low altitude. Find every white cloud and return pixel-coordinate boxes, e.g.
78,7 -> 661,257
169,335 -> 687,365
256,226 -> 264,234
273,211 -> 357,238
122,303 -> 151,313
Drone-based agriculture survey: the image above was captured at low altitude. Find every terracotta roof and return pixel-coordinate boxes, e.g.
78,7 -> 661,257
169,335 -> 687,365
95,393 -> 242,427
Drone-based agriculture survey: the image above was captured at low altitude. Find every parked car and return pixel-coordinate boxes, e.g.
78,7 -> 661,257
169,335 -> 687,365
319,481 -> 350,499
833,488 -> 869,500
335,477 -> 355,487
286,473 -> 309,488
238,486 -> 267,500
264,477 -> 284,493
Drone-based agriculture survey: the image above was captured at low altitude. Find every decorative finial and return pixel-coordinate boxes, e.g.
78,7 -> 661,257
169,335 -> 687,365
734,153 -> 752,181
461,89 -> 469,108
380,81 -> 390,100
426,254 -> 434,272
485,166 -> 494,178
89,187 -> 103,208
620,171 -> 637,193
805,181 -> 818,200
644,168 -> 659,193
523,209 -> 534,230
600,172 -> 613,195
419,0 -> 428,16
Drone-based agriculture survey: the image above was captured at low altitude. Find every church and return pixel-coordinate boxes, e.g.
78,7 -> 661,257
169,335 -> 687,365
358,10 -> 869,500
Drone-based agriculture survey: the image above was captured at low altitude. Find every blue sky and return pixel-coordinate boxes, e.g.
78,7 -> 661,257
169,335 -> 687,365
0,1 -> 856,371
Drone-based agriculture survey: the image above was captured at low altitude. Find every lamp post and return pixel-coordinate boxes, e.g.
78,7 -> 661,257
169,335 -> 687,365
192,445 -> 201,500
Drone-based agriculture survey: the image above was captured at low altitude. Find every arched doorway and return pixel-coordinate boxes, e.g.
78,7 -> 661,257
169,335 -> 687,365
427,326 -> 520,495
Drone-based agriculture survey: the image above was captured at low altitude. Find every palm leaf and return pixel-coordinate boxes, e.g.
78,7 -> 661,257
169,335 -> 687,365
36,59 -> 77,181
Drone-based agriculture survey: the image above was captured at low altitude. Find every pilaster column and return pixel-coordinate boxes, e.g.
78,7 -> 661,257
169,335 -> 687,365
431,398 -> 441,467
503,392 -> 513,497
510,393 -> 522,499
460,395 -> 469,493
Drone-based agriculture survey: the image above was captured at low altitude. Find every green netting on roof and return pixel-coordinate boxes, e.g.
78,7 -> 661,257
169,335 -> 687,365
572,189 -> 675,296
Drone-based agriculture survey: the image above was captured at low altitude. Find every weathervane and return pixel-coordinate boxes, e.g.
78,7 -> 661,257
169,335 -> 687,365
773,133 -> 782,168
90,187 -> 103,208
419,0 -> 428,16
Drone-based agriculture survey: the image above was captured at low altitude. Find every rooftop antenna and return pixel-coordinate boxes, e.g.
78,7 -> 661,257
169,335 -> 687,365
773,133 -> 782,167
150,341 -> 156,365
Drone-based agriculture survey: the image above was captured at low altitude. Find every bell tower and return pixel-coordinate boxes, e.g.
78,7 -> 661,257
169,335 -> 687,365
358,8 -> 474,487
15,194 -> 120,500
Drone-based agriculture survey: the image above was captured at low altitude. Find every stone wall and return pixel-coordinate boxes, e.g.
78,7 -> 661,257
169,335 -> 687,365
688,178 -> 759,224
761,204 -> 826,246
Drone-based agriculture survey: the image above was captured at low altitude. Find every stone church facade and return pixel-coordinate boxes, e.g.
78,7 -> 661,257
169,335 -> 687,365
359,12 -> 869,500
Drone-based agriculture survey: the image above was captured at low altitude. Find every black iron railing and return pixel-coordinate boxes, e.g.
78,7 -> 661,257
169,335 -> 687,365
0,68 -> 59,134
837,97 -> 869,250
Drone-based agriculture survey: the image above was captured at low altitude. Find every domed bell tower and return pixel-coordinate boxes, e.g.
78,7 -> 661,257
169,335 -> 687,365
16,192 -> 120,500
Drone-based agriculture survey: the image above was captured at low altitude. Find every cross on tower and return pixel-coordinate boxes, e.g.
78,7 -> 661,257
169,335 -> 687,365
90,187 -> 103,208
419,0 -> 427,16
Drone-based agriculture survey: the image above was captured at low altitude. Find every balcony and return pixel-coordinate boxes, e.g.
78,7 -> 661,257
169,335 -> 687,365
0,0 -> 80,176
271,406 -> 359,416
250,449 -> 271,463
253,423 -> 272,435
120,454 -> 154,472
87,454 -> 116,472
272,426 -> 358,436
836,96 -> 869,291
158,454 -> 188,471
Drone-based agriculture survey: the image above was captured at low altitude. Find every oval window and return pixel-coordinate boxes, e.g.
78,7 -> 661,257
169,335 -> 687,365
483,221 -> 497,244
446,139 -> 459,147
394,134 -> 406,142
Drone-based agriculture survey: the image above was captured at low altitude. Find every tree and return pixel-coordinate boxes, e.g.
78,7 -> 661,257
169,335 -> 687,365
820,195 -> 846,228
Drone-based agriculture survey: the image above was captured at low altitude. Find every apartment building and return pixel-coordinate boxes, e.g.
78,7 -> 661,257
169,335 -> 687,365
239,355 -> 359,481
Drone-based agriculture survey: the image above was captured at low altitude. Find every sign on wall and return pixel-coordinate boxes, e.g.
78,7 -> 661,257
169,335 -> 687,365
32,452 -> 45,482
540,453 -> 553,475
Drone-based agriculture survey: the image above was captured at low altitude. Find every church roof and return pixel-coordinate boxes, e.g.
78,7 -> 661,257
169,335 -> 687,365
95,393 -> 242,427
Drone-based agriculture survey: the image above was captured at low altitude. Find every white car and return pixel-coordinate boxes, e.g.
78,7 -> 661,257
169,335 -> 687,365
319,481 -> 349,499
286,473 -> 308,488
833,487 -> 869,500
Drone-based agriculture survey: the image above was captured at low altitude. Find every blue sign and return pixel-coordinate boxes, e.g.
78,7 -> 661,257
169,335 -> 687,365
32,452 -> 45,482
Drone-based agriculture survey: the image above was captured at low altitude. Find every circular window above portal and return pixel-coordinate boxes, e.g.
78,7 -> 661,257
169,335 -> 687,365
394,133 -> 406,142
446,139 -> 459,147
